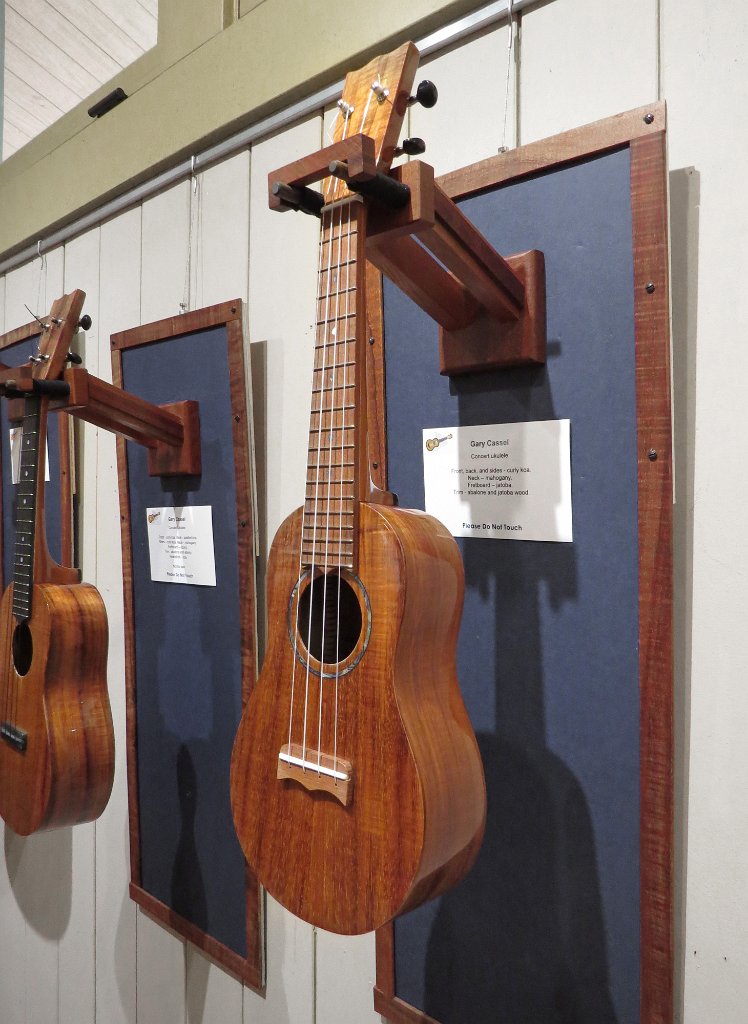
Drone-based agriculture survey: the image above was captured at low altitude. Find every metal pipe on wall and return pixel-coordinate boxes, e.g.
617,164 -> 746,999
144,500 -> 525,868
0,0 -> 535,278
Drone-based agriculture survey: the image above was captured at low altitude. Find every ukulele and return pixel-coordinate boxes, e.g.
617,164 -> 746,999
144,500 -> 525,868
231,43 -> 486,934
0,291 -> 114,836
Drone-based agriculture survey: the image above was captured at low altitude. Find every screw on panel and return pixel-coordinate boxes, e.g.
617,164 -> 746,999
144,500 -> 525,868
648,449 -> 657,461
646,282 -> 656,294
644,112 -> 655,124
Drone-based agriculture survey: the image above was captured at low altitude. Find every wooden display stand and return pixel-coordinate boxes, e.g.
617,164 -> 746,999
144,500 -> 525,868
269,131 -> 546,375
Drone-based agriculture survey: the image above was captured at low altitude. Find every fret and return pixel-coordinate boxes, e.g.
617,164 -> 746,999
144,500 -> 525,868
305,490 -> 355,501
316,311 -> 357,329
309,403 -> 355,415
299,507 -> 352,516
318,250 -> 357,271
306,464 -> 355,474
311,382 -> 355,396
306,444 -> 355,454
12,395 -> 41,622
314,336 -> 356,350
316,281 -> 357,302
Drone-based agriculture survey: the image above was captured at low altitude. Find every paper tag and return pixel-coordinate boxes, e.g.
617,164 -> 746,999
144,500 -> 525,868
10,427 -> 50,484
422,420 -> 573,543
146,505 -> 217,586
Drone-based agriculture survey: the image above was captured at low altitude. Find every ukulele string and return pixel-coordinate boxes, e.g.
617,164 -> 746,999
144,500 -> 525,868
300,106 -> 353,768
286,117 -> 342,759
315,194 -> 347,771
333,195 -> 356,776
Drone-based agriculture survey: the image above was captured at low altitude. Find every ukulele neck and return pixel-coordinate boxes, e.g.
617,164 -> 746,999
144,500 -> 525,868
12,395 -> 45,623
302,198 -> 368,574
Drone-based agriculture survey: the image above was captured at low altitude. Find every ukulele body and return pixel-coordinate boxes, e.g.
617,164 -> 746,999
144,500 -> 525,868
231,502 -> 486,934
0,581 -> 114,836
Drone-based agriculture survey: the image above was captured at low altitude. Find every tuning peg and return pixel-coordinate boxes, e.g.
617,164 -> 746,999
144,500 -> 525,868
66,351 -> 83,365
394,137 -> 426,158
409,80 -> 438,108
77,314 -> 92,331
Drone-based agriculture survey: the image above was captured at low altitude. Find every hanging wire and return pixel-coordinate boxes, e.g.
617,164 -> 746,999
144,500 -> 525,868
181,156 -> 201,313
500,0 -> 516,153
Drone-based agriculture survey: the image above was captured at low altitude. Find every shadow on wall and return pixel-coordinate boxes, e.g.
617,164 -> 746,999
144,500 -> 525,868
423,373 -> 617,1024
668,164 -> 700,1024
4,824 -> 73,940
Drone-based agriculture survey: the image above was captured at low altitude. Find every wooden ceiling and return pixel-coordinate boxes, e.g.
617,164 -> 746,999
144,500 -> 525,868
2,0 -> 158,160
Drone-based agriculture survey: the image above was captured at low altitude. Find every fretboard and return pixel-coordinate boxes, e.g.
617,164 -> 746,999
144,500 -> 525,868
302,200 -> 366,571
12,397 -> 41,621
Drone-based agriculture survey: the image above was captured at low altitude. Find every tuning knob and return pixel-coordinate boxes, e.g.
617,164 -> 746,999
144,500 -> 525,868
66,351 -> 83,365
394,137 -> 426,158
409,80 -> 438,108
78,314 -> 92,331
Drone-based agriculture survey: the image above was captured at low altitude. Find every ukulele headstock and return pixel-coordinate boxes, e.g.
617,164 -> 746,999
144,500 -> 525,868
32,290 -> 86,382
326,41 -> 419,204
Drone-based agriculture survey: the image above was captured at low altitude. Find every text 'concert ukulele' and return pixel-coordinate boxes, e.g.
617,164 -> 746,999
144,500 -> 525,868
0,291 -> 114,835
231,43 -> 485,935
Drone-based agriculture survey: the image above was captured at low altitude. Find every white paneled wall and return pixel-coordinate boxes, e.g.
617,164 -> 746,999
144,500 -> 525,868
0,3 -> 746,1021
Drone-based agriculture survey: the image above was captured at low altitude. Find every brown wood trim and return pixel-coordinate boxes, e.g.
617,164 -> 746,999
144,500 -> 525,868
58,414 -> 74,567
630,130 -> 674,1024
110,299 -> 243,352
439,101 -> 666,201
130,883 -> 263,990
114,302 -> 263,991
373,105 -> 673,1024
0,320 -> 43,349
365,262 -> 387,492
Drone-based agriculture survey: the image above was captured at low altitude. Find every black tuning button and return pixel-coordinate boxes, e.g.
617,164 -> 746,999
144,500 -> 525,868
409,80 -> 438,108
78,314 -> 92,331
66,351 -> 83,365
394,137 -> 426,158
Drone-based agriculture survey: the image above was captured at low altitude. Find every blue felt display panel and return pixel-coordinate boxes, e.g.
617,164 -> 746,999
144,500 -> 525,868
1,335 -> 67,589
121,324 -> 247,958
386,149 -> 641,1023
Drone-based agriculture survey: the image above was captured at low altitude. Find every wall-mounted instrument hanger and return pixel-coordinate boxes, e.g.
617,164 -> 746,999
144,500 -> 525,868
268,102 -> 546,377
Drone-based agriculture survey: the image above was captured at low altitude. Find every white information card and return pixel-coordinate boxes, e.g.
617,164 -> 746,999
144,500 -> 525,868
422,420 -> 573,543
146,505 -> 217,586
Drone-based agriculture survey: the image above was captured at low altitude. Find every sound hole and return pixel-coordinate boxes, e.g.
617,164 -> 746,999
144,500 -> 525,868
297,572 -> 363,666
12,621 -> 33,676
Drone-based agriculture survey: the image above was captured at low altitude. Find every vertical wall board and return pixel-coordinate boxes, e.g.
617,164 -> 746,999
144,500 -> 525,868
135,180 -> 191,1023
0,253 -> 68,1024
248,117 -> 321,552
315,931 -> 379,1024
190,149 -> 251,310
96,206 -> 142,1024
136,912 -> 187,1024
409,22 -> 516,176
2,248 -> 64,333
140,180 -> 192,323
57,228 -> 102,1024
519,0 -> 658,144
661,3 -> 748,1022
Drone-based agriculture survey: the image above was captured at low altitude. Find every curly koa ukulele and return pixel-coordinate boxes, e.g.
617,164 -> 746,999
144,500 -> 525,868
0,291 -> 114,835
230,43 -> 486,934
